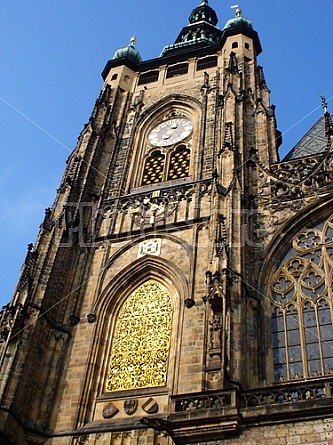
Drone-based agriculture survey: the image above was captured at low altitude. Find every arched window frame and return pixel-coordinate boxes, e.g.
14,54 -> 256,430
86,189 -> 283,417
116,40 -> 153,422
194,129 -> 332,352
126,97 -> 201,192
141,143 -> 191,186
141,150 -> 166,185
269,213 -> 333,382
87,255 -> 188,403
167,145 -> 191,181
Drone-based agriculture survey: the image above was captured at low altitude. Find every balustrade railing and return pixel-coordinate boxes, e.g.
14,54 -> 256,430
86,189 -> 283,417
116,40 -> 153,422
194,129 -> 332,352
172,377 -> 333,413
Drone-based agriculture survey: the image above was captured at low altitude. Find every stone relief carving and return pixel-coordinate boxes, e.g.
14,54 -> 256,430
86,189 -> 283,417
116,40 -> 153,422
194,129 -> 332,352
119,184 -> 195,227
254,150 -> 333,244
138,239 -> 162,258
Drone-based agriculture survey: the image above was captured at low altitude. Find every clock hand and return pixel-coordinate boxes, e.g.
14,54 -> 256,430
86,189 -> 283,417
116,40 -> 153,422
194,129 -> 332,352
162,128 -> 176,139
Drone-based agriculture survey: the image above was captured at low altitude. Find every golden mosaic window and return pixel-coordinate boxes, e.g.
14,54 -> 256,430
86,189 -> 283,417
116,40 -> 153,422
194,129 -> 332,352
270,213 -> 333,382
105,280 -> 173,392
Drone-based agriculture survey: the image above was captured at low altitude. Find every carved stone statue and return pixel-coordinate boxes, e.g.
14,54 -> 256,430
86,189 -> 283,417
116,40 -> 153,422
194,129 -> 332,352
210,316 -> 222,349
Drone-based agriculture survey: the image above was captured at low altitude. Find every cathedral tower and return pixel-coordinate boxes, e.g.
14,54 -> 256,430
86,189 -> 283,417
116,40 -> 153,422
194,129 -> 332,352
1,3 -> 333,445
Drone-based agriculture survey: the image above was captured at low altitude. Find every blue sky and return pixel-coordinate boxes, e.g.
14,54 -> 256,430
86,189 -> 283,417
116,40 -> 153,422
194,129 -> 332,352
1,1 -> 333,308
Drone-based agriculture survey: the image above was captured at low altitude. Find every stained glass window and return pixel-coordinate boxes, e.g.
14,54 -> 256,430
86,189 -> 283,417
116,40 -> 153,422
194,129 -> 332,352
271,213 -> 333,381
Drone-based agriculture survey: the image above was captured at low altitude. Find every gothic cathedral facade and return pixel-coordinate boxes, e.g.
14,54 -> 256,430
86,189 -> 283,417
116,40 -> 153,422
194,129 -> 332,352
1,2 -> 333,445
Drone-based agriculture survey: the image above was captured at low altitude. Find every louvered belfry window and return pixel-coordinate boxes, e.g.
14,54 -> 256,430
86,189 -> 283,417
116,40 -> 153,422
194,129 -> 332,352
141,150 -> 165,185
142,144 -> 191,185
167,145 -> 191,180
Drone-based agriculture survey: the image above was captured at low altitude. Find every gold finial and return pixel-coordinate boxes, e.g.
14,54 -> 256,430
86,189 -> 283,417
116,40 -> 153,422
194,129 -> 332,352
130,35 -> 137,45
231,4 -> 242,16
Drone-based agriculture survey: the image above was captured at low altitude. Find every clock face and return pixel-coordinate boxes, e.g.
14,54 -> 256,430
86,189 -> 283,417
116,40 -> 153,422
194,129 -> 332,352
148,118 -> 193,147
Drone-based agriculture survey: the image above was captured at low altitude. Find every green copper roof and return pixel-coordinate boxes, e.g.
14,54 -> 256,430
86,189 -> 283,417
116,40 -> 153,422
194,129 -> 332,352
223,8 -> 253,31
160,0 -> 222,57
113,43 -> 142,64
188,0 -> 218,26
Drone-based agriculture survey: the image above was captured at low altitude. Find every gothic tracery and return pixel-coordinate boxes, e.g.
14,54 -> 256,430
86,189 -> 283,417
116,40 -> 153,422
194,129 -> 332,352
271,213 -> 333,381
